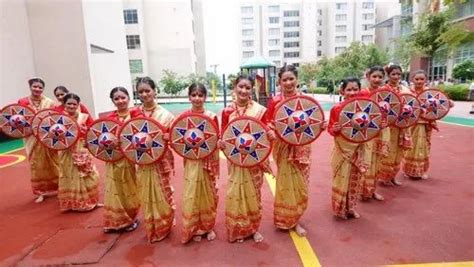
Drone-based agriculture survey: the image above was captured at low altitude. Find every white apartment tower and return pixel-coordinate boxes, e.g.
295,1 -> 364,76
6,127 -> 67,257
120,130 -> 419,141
122,0 -> 206,83
239,0 -> 377,66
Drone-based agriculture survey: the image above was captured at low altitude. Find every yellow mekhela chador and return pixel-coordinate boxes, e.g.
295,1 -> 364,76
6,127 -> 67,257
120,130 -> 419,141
266,94 -> 310,229
137,104 -> 176,243
103,109 -> 140,231
181,110 -> 219,243
221,100 -> 272,242
58,112 -> 100,211
18,96 -> 60,197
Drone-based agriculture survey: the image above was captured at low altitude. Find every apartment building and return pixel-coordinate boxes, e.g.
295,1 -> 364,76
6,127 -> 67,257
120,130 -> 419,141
238,0 -> 377,67
122,0 -> 206,82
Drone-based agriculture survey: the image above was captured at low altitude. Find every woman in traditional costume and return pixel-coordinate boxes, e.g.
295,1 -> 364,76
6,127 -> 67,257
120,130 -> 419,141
18,77 -> 59,203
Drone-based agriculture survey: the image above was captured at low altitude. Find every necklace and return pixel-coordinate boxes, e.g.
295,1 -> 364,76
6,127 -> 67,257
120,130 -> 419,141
117,109 -> 129,120
29,96 -> 41,109
235,101 -> 249,117
143,104 -> 157,111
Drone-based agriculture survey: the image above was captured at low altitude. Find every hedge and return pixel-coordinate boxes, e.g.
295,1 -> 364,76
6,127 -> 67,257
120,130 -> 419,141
438,84 -> 470,101
308,87 -> 330,94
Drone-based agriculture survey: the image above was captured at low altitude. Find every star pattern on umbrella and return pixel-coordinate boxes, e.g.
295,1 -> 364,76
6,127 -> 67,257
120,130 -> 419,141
173,117 -> 216,158
1,106 -> 33,135
376,92 -> 399,118
123,121 -> 163,161
397,97 -> 418,126
341,101 -> 380,140
224,121 -> 268,165
421,91 -> 448,118
276,99 -> 322,143
88,122 -> 119,159
40,116 -> 76,148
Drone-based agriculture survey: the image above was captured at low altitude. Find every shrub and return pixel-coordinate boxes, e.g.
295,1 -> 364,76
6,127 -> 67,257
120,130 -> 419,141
439,84 -> 469,101
309,87 -> 329,94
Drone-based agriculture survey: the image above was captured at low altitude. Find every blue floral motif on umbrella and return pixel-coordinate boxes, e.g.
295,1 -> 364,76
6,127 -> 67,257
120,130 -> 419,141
0,104 -> 35,138
417,89 -> 450,121
37,114 -> 79,150
338,98 -> 383,143
86,119 -> 123,162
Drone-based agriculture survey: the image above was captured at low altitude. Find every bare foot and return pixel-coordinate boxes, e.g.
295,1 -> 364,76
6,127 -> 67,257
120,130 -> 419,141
206,230 -> 216,241
373,192 -> 384,201
421,173 -> 429,180
236,239 -> 244,243
96,203 -> 104,208
294,224 -> 307,237
392,179 -> 402,186
381,180 -> 394,186
34,195 -> 45,203
349,210 -> 361,219
193,235 -> 202,242
124,220 -> 139,232
253,232 -> 264,243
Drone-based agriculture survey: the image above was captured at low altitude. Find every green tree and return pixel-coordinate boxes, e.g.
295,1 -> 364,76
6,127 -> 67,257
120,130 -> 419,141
160,69 -> 186,96
391,37 -> 413,71
452,60 -> 474,81
299,63 -> 319,86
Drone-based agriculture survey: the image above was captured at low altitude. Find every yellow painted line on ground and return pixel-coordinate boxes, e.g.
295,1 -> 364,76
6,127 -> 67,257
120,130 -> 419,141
264,173 -> 322,267
387,261 -> 474,267
0,147 -> 24,155
0,154 -> 26,169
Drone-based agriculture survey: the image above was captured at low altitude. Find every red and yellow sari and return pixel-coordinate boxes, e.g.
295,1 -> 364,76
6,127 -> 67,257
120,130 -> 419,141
222,100 -> 272,242
136,105 -> 175,243
181,110 -> 219,243
328,102 -> 369,217
58,112 -> 100,211
266,94 -> 310,229
378,84 -> 413,182
103,109 -> 141,231
18,96 -> 60,196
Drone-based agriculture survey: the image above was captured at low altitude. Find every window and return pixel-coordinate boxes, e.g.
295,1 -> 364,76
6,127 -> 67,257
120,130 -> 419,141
335,36 -> 347,42
293,63 -> 300,67
242,18 -> 253,25
454,0 -> 474,19
284,21 -> 299,27
318,19 -> 322,26
124,9 -> 138,24
242,40 -> 254,47
243,51 -> 254,58
284,31 -> 299,38
454,42 -> 474,64
241,6 -> 253,13
284,41 -> 299,48
362,2 -> 374,9
363,24 -> 374,31
284,52 -> 299,58
362,35 -> 373,42
363,13 -> 374,20
317,9 -> 322,15
283,10 -> 299,17
269,50 -> 280,57
317,40 -> 322,46
318,30 -> 322,36
335,47 -> 346,53
336,25 -> 347,32
269,17 -> 279,24
336,14 -> 347,21
268,39 -> 280,46
268,5 -> 280,12
126,35 -> 141,49
269,28 -> 280,35
129,59 -> 143,73
242,29 -> 254,36
336,3 -> 347,10
273,60 -> 281,67
317,50 -> 322,56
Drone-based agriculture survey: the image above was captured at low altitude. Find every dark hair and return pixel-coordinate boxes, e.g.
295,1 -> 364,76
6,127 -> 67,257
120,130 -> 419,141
278,64 -> 298,79
413,69 -> 427,78
341,77 -> 361,91
63,93 -> 81,103
110,87 -> 130,99
188,83 -> 207,96
366,66 -> 385,78
135,76 -> 157,91
28,77 -> 45,87
54,85 -> 69,95
234,73 -> 255,87
385,64 -> 402,75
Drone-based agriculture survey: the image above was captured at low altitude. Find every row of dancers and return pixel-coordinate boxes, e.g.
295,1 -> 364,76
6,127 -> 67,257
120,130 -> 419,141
14,63 -> 447,244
